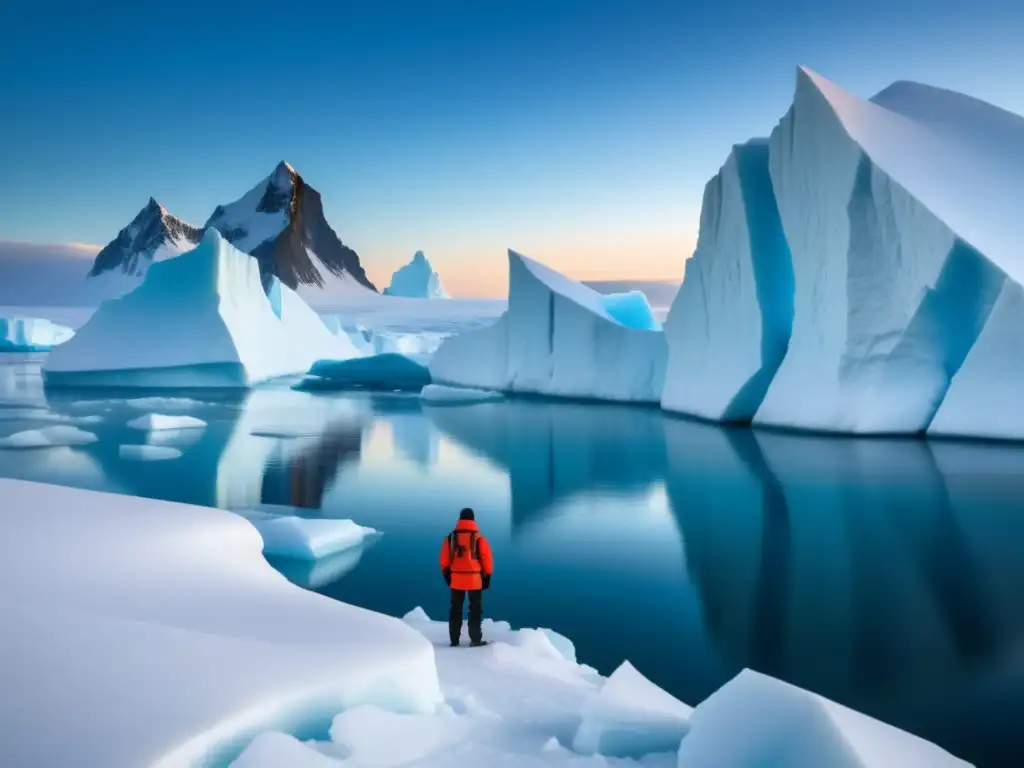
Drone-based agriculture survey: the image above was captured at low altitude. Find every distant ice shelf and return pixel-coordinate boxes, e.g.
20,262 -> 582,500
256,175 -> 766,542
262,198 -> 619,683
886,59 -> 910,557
0,316 -> 75,352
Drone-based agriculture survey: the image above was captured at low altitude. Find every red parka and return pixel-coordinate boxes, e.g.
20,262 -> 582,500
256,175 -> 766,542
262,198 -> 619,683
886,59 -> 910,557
439,518 -> 493,591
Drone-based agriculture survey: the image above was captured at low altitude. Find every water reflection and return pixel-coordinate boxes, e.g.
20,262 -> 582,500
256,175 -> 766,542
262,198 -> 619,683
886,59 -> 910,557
426,397 -> 666,534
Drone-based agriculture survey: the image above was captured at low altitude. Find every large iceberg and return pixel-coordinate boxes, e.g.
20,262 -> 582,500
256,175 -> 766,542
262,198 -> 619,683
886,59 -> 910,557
430,250 -> 667,403
42,229 -> 362,388
662,140 -> 793,421
383,250 -> 449,298
0,316 -> 75,352
748,68 -> 1018,434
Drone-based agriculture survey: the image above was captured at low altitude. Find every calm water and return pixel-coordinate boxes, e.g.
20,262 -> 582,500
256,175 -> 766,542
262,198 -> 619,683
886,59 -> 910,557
2,355 -> 1023,767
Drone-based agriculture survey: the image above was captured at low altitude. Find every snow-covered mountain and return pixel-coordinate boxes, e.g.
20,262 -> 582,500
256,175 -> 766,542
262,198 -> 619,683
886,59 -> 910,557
383,251 -> 448,298
88,198 -> 203,278
86,162 -> 376,295
205,161 -> 376,293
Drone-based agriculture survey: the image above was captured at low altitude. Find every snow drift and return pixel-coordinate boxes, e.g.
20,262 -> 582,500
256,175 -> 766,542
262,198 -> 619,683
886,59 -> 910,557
383,250 -> 449,298
0,316 -> 75,352
42,229 -> 361,388
430,250 -> 667,403
0,479 -> 441,768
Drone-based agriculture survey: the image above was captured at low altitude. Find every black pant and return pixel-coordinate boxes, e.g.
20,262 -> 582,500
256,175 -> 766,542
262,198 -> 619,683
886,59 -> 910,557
449,588 -> 483,644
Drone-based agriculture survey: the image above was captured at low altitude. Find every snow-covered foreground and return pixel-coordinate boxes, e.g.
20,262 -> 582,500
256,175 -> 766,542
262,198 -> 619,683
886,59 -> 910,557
0,479 -> 972,768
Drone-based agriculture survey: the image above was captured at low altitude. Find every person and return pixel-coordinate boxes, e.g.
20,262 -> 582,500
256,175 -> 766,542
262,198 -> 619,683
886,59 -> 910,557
439,507 -> 494,647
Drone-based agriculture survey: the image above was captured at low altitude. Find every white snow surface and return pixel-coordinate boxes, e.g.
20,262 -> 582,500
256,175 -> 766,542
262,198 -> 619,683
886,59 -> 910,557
0,424 -> 97,448
118,444 -> 183,461
420,384 -> 505,405
751,67 -> 1022,434
0,316 -> 75,351
573,661 -> 693,758
662,139 -> 793,422
42,229 -> 361,388
430,251 -> 667,403
383,251 -> 449,299
127,413 -> 208,431
676,669 -> 971,768
0,479 -> 441,768
232,509 -> 378,560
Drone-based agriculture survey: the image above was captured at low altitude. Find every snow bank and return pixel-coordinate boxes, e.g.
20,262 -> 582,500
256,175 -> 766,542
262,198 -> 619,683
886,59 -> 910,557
662,140 -> 793,422
299,353 -> 432,391
127,413 -> 207,431
118,444 -> 183,461
0,479 -> 441,768
420,383 -> 504,405
0,425 -> 97,448
573,661 -> 692,758
430,250 -> 667,403
42,229 -> 362,389
0,316 -> 75,352
752,67 -> 1016,434
383,250 -> 449,298
676,669 -> 971,768
233,508 -> 378,560
599,291 -> 661,331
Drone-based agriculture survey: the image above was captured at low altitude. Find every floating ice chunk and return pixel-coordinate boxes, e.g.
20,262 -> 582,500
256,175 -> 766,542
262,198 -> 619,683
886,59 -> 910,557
420,384 -> 504,405
662,140 -> 794,422
599,291 -> 661,331
269,544 -> 373,589
676,669 -> 971,768
430,250 -> 667,403
572,661 -> 692,758
42,229 -> 361,389
0,316 -> 75,352
231,732 -> 342,768
0,425 -> 97,449
299,353 -> 432,391
383,250 -> 449,299
127,413 -> 207,431
329,704 -> 466,766
234,511 -> 378,560
119,444 -> 183,461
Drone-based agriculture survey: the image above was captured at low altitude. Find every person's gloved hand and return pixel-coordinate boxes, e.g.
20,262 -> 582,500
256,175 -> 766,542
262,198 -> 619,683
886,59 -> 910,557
443,568 -> 452,586
482,573 -> 491,590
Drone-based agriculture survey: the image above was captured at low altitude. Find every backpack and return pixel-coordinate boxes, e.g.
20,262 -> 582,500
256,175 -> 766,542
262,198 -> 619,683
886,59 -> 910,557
447,529 -> 480,565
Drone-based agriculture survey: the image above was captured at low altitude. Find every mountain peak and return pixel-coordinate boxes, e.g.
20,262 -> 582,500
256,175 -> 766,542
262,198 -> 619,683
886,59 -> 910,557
88,200 -> 203,278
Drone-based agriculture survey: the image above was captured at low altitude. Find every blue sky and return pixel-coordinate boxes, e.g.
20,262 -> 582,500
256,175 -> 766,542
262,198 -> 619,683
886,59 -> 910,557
2,0 -> 1023,296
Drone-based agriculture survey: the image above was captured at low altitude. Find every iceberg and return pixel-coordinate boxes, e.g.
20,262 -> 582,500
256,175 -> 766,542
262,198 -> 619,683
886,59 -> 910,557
0,479 -> 441,768
0,425 -> 97,449
0,316 -> 75,352
41,229 -> 362,389
677,669 -> 971,768
750,67 -> 1018,434
662,140 -> 794,422
126,413 -> 207,431
430,250 -> 667,403
298,353 -> 432,391
232,508 -> 378,560
573,661 -> 692,758
383,250 -> 449,298
420,383 -> 504,405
